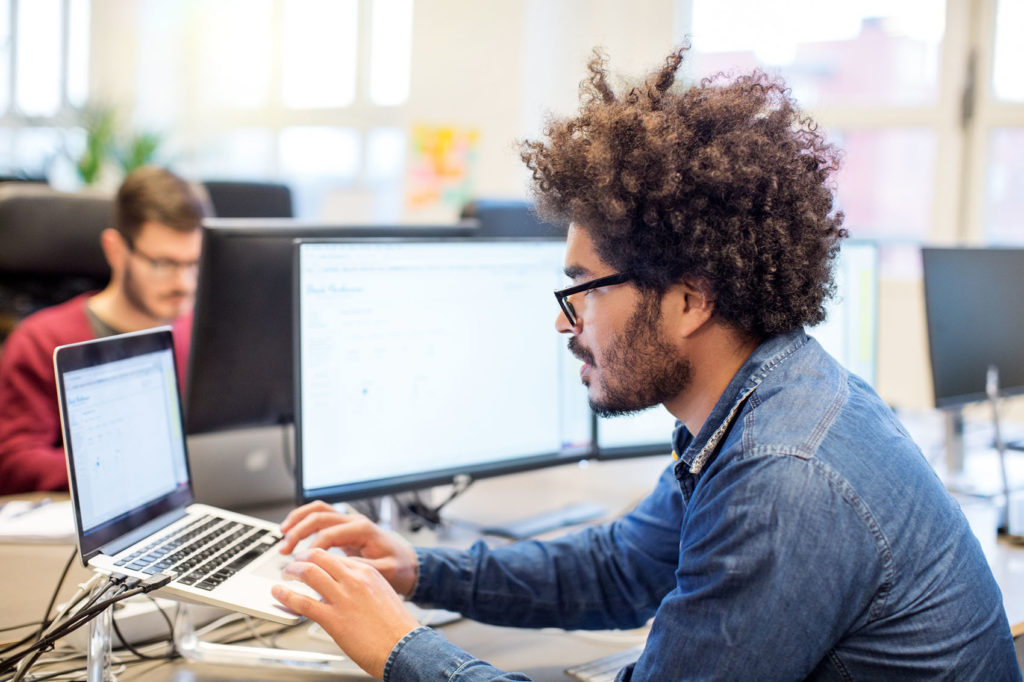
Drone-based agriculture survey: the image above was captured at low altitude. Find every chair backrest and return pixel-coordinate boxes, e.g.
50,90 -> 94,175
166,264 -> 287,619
202,180 -> 294,218
460,198 -> 567,238
0,184 -> 112,337
0,183 -> 111,277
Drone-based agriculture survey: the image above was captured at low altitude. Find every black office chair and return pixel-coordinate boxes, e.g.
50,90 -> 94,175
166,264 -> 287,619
460,198 -> 568,238
201,180 -> 294,218
0,184 -> 112,339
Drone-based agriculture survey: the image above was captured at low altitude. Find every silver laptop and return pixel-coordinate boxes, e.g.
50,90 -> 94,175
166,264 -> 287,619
54,327 -> 308,624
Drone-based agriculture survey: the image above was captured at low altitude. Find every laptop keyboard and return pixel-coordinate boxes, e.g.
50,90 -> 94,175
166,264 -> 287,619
113,514 -> 281,591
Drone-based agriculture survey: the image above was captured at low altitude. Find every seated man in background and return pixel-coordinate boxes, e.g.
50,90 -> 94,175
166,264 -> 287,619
271,48 -> 1019,680
0,166 -> 207,493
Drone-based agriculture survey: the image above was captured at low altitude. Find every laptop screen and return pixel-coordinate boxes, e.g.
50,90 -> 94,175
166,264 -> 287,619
55,328 -> 193,561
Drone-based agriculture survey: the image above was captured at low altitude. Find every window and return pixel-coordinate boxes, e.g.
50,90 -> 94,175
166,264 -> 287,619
0,0 -> 89,179
982,0 -> 1024,243
682,0 -> 1024,249
140,0 -> 416,220
684,0 -> 947,248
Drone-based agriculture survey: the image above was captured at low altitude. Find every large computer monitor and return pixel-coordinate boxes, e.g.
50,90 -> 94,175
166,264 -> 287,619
294,238 -> 592,502
185,219 -> 476,435
923,247 -> 1024,408
594,239 -> 880,460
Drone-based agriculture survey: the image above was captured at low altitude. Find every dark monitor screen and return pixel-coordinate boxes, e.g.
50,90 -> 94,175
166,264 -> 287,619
185,219 -> 476,434
922,246 -> 1024,408
294,238 -> 592,502
594,239 -> 880,460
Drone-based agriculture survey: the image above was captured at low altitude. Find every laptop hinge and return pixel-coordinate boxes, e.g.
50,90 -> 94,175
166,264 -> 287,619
98,508 -> 189,559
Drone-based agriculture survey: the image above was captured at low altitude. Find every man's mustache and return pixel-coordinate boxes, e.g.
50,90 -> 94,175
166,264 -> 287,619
567,337 -> 595,367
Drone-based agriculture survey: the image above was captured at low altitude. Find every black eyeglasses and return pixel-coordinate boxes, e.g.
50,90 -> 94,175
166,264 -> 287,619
128,245 -> 200,280
554,273 -> 632,327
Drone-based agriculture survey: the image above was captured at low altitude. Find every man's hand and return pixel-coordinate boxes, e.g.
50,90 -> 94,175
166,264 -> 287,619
272,548 -> 421,678
279,500 -> 419,598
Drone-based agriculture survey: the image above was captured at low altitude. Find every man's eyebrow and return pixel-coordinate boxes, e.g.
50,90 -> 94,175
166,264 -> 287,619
563,266 -> 590,280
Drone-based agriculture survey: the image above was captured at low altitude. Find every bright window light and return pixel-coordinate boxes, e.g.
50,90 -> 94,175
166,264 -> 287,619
985,128 -> 1024,243
198,0 -> 273,109
690,0 -> 945,107
280,126 -> 360,179
832,128 -> 935,239
0,0 -> 10,114
366,127 -> 406,182
196,128 -> 277,179
13,126 -> 60,174
67,0 -> 90,108
283,0 -> 358,108
369,0 -> 414,106
993,0 -> 1024,101
15,0 -> 62,116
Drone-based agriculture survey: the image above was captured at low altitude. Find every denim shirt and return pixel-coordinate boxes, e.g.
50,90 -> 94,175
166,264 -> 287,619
385,331 -> 1020,681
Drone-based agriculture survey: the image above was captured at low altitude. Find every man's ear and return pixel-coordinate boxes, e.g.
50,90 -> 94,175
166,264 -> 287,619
99,228 -> 126,271
668,277 -> 715,338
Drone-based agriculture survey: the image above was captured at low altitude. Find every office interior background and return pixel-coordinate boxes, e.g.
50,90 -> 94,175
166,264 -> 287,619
1,0 -> 1023,413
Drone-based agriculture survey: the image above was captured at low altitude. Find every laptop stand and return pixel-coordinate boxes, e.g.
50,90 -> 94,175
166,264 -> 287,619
85,597 -> 363,678
173,604 -> 362,674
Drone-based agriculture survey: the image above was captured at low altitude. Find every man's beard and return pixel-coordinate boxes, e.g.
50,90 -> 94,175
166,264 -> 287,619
123,264 -> 188,323
569,295 -> 691,418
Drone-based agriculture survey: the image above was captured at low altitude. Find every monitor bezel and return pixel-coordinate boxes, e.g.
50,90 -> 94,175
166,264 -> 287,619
922,245 -> 1024,408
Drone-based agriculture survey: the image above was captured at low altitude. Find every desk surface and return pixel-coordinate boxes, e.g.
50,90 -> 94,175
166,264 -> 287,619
2,453 -> 1023,680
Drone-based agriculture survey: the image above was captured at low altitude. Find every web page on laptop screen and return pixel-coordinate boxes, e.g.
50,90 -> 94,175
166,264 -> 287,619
298,240 -> 591,493
64,348 -> 189,531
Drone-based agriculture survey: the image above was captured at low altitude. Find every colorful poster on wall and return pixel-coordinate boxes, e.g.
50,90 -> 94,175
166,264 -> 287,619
406,124 -> 479,216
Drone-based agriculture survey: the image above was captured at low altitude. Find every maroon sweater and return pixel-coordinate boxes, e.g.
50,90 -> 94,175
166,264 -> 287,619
0,294 -> 192,494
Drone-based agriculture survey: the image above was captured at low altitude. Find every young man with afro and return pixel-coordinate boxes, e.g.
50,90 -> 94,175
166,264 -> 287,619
270,48 -> 1020,680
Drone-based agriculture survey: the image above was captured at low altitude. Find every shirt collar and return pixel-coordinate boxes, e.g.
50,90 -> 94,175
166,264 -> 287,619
672,329 -> 810,475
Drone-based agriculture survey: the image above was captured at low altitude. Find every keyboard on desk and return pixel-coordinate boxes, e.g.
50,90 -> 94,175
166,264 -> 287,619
113,514 -> 280,592
565,644 -> 644,682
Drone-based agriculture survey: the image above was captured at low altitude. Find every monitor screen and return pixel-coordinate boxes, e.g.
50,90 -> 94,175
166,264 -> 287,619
923,247 -> 1024,408
594,239 -> 880,459
185,219 -> 475,434
295,238 -> 592,502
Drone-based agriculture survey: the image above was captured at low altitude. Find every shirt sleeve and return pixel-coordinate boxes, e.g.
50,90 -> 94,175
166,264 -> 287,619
0,325 -> 69,494
384,627 -> 531,682
411,463 -> 682,631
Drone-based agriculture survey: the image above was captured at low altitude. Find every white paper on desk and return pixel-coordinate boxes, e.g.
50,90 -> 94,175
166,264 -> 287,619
0,500 -> 75,543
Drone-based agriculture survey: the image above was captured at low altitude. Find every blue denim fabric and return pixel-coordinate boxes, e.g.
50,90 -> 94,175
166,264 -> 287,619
385,331 -> 1021,681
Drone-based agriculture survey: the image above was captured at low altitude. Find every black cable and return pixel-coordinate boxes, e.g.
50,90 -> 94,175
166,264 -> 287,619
145,593 -> 175,644
0,549 -> 79,657
8,647 -> 44,682
0,574 -> 169,675
0,589 -> 129,675
110,615 -> 167,661
107,591 -> 177,662
1,662 -> 86,682
35,548 -> 77,641
1,663 -> 87,682
0,623 -> 41,635
0,622 -> 40,638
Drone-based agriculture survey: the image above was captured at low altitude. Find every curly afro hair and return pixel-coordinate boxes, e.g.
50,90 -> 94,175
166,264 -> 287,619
520,47 -> 847,338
